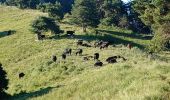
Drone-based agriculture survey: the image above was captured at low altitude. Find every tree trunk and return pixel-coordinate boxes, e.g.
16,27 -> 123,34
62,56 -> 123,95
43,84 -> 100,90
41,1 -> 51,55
82,24 -> 87,32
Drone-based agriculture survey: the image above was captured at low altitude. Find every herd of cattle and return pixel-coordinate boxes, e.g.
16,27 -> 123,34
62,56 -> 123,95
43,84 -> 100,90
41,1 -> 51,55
36,30 -> 103,40
1,30 -> 133,79
51,39 -> 128,67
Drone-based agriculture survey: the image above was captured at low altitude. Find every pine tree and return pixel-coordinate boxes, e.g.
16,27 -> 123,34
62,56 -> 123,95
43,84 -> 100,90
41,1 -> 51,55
45,2 -> 64,20
71,0 -> 100,32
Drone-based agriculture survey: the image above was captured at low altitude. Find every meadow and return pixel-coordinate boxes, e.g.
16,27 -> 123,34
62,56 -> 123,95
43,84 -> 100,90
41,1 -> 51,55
0,6 -> 170,100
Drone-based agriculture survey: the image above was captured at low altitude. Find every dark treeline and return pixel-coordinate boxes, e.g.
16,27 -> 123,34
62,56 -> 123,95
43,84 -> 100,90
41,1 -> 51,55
0,0 -> 74,13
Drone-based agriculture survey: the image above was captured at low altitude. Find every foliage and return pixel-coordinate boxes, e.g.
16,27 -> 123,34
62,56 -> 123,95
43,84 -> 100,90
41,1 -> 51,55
99,0 -> 126,26
149,22 -> 170,52
2,0 -> 74,14
0,63 -> 8,98
31,16 -> 61,35
133,0 -> 170,51
5,0 -> 39,9
71,0 -> 100,32
38,2 -> 64,20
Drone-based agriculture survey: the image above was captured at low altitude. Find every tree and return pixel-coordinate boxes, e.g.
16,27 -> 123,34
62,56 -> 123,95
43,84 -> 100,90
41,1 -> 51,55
0,63 -> 9,98
125,2 -> 151,33
46,2 -> 64,20
0,0 -> 6,3
149,22 -> 170,52
5,0 -> 40,9
31,16 -> 62,35
71,0 -> 100,32
58,0 -> 74,13
132,0 -> 170,51
98,0 -> 127,26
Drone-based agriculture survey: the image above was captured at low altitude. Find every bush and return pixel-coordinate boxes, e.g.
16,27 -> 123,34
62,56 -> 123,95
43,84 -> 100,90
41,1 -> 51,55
118,16 -> 129,29
31,16 -> 62,35
0,63 -> 9,98
148,22 -> 170,52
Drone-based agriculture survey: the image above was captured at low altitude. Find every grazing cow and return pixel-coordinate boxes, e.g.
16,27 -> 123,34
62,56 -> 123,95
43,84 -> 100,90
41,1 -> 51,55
68,48 -> 72,55
94,40 -> 104,48
52,55 -> 57,62
106,56 -> 117,64
94,53 -> 99,60
19,73 -> 25,78
76,49 -> 83,56
83,56 -> 93,61
81,43 -> 92,47
94,61 -> 103,67
64,48 -> 72,55
66,31 -> 75,37
127,44 -> 132,49
77,39 -> 83,46
62,53 -> 66,60
60,30 -> 64,34
100,42 -> 109,49
106,56 -> 127,63
149,51 -> 153,55
41,35 -> 45,38
83,57 -> 89,61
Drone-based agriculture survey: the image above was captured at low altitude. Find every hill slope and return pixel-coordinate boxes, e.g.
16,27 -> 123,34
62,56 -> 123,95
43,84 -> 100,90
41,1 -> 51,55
0,6 -> 170,100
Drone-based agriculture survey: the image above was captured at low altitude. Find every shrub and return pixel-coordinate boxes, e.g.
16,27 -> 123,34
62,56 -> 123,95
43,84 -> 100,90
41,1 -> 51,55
31,16 -> 62,35
148,22 -> 170,52
0,63 -> 9,98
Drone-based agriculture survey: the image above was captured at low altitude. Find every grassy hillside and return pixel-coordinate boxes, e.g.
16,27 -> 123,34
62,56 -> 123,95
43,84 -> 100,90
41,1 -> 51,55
0,6 -> 170,100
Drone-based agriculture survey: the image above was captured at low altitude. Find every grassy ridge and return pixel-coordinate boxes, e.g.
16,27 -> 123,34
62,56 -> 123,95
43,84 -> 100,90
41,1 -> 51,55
0,6 -> 170,100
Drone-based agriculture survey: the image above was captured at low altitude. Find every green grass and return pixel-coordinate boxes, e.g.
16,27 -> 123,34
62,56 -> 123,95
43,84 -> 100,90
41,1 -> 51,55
0,6 -> 170,100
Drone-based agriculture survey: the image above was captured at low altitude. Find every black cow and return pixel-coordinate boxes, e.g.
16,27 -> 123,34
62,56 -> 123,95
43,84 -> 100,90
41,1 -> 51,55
76,49 -> 83,56
106,56 -> 117,64
77,39 -> 83,46
81,43 -> 92,47
64,48 -> 72,55
62,53 -> 66,60
83,56 -> 93,61
94,61 -> 103,67
19,73 -> 25,78
52,55 -> 57,62
66,31 -> 75,37
83,57 -> 89,61
37,33 -> 45,40
94,53 -> 99,60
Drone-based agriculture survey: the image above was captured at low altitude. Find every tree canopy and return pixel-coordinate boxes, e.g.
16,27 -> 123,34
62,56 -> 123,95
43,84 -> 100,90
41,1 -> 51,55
31,16 -> 62,35
71,0 -> 100,32
132,0 -> 170,51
